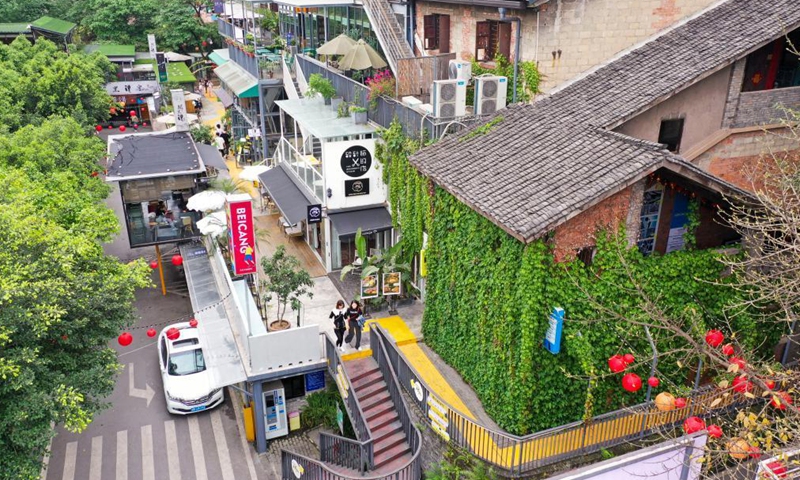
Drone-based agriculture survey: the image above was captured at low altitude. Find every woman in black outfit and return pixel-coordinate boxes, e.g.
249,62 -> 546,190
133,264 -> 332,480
344,300 -> 363,351
329,300 -> 347,351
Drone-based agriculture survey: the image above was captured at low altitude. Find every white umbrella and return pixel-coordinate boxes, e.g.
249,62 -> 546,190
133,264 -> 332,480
239,165 -> 271,181
197,210 -> 228,237
155,113 -> 199,125
165,51 -> 193,62
187,190 -> 226,212
339,39 -> 388,71
317,33 -> 357,56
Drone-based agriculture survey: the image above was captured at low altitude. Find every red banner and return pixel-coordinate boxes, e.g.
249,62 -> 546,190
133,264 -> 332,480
227,200 -> 257,275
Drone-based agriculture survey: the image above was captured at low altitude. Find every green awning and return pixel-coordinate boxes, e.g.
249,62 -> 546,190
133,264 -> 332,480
135,59 -> 197,84
85,44 -> 136,58
0,23 -> 31,35
214,61 -> 258,98
30,16 -> 75,35
208,49 -> 229,66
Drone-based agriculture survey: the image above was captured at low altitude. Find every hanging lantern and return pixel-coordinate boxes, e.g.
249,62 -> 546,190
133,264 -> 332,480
707,424 -> 723,439
119,125 -> 126,132
683,416 -> 706,434
166,327 -> 180,341
674,397 -> 687,408
149,260 -> 158,269
749,446 -> 762,460
146,328 -> 157,338
95,125 -> 103,132
648,376 -> 660,388
622,373 -> 642,392
722,343 -> 734,356
727,438 -> 751,460
118,332 -> 133,346
608,355 -> 626,373
732,376 -> 753,394
654,392 -> 675,411
770,391 -> 792,410
129,110 -> 136,116
202,41 -> 208,47
622,353 -> 635,365
143,122 -> 148,127
705,329 -> 724,347
729,357 -> 746,371
189,318 -> 198,328
107,125 -> 113,129
171,254 -> 183,266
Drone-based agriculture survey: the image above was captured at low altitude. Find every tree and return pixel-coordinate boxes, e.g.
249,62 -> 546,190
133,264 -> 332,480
78,0 -> 158,48
260,245 -> 314,323
154,0 -> 219,59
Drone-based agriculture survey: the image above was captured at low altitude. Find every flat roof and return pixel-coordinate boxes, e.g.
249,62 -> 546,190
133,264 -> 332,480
85,44 -> 136,58
106,131 -> 205,181
30,16 -> 75,35
136,59 -> 196,84
0,23 -> 31,35
276,98 -> 377,139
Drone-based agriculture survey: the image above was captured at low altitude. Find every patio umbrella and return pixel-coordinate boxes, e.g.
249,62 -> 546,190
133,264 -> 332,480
187,190 -> 227,212
165,51 -> 193,62
239,164 -> 271,182
154,113 -> 200,125
197,210 -> 228,237
339,39 -> 388,71
316,33 -> 357,56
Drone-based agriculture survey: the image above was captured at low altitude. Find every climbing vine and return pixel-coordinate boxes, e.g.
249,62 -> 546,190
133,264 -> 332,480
683,199 -> 701,250
468,55 -> 541,104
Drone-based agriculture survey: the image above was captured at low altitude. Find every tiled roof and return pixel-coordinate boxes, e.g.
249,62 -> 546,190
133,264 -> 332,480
410,0 -> 799,243
30,16 -> 75,35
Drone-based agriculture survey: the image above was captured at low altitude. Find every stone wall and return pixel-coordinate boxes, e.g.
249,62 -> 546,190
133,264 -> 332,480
415,0 -> 720,92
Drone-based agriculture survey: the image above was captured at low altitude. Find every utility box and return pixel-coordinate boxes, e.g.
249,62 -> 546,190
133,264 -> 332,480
263,381 -> 289,439
289,411 -> 300,431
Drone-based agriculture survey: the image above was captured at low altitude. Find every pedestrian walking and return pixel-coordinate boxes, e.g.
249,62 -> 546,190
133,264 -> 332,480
220,129 -> 231,153
214,133 -> 226,156
344,300 -> 364,351
215,123 -> 223,136
329,300 -> 347,351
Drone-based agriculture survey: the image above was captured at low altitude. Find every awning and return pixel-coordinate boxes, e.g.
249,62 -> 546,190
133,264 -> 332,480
214,61 -> 258,98
180,244 -> 247,389
208,49 -> 229,66
196,143 -> 229,171
259,164 -> 314,226
214,87 -> 234,108
329,207 -> 392,237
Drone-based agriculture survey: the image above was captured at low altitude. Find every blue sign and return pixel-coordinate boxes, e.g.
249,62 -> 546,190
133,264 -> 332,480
305,370 -> 326,393
213,0 -> 224,14
544,307 -> 564,354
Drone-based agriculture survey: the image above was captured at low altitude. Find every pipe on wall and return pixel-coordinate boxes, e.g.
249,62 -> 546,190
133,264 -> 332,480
498,8 -> 521,103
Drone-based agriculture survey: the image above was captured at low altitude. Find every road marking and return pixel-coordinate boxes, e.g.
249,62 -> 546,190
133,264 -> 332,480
229,387 -> 258,480
127,363 -> 156,407
141,425 -> 155,480
164,420 -> 182,480
39,421 -> 55,480
187,415 -> 209,480
210,410 -> 236,480
62,442 -> 77,480
116,430 -> 128,480
118,340 -> 157,357
89,436 -> 102,480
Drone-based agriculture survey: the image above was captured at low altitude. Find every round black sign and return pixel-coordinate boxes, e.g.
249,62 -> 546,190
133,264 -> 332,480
340,146 -> 372,178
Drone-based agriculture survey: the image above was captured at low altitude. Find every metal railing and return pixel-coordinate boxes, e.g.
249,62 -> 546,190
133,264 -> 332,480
360,0 -> 413,74
296,55 -> 369,108
274,137 -> 324,201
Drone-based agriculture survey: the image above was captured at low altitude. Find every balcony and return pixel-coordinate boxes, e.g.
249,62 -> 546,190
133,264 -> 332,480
274,137 -> 324,201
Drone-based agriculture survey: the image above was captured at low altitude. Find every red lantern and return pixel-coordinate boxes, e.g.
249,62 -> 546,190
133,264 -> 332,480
707,424 -> 723,438
764,379 -> 776,390
95,125 -> 103,132
648,376 -> 660,388
683,416 -> 706,434
171,254 -> 183,266
166,327 -> 180,341
622,373 -> 642,392
732,376 -> 753,394
118,332 -> 133,346
608,355 -> 626,373
622,353 -> 635,365
189,318 -> 198,328
771,391 -> 792,410
146,328 -> 157,338
202,41 -> 208,47
149,260 -> 158,269
119,125 -> 126,132
705,329 -> 724,347
722,343 -> 734,356
749,446 -> 762,460
130,110 -> 136,116
674,397 -> 687,408
107,125 -> 113,129
143,122 -> 148,127
729,357 -> 746,371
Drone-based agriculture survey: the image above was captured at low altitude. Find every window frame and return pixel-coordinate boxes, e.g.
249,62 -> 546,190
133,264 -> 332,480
658,118 -> 685,153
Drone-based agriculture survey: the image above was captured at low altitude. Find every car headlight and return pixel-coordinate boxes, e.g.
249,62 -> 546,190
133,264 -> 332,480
166,391 -> 180,402
210,388 -> 222,397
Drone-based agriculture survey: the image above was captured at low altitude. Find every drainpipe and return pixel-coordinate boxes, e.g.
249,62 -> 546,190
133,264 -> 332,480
498,8 -> 521,103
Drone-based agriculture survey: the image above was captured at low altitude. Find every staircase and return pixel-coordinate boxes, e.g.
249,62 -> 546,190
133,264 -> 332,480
360,0 -> 414,75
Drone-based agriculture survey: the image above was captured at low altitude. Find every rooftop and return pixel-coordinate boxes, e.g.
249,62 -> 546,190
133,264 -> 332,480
136,59 -> 196,84
276,98 -> 377,140
106,132 -> 206,181
85,44 -> 136,58
30,16 -> 75,35
410,0 -> 797,243
0,23 -> 31,35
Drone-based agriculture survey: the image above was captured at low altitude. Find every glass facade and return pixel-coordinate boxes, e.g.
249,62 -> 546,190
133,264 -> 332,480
278,6 -> 383,58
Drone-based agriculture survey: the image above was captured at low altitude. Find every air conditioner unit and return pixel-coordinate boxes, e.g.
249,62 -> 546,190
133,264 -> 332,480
432,79 -> 467,118
474,75 -> 508,115
402,96 -> 423,108
449,60 -> 472,81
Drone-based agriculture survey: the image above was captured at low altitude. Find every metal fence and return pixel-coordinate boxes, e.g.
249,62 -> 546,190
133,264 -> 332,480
296,55 -> 369,109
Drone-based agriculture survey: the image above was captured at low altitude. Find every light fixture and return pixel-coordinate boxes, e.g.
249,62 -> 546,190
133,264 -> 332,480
327,188 -> 332,198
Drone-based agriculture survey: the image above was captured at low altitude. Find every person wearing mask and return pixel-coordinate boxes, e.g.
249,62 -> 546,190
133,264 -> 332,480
329,300 -> 347,351
344,300 -> 363,351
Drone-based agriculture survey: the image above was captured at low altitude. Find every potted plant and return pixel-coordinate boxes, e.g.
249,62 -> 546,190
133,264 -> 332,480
350,106 -> 367,124
337,101 -> 350,118
307,73 -> 337,105
260,245 -> 314,331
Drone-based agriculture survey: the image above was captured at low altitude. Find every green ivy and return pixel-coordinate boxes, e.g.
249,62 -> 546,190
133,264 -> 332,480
468,55 -> 541,104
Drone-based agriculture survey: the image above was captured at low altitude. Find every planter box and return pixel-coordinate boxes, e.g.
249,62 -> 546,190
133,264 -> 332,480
353,111 -> 367,124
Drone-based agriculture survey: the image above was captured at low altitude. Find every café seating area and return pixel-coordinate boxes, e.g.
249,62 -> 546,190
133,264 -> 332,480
126,194 -> 202,246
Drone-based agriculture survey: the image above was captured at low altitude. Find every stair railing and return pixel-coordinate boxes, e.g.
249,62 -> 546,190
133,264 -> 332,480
360,0 -> 413,74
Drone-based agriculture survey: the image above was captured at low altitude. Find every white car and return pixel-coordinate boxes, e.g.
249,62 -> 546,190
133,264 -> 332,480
158,322 -> 224,414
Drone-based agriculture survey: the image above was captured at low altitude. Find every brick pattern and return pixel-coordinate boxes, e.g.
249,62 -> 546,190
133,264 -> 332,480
731,86 -> 800,128
722,58 -> 746,128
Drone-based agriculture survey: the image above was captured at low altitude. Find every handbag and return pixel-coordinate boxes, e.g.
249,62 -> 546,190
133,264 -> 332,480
357,315 -> 367,328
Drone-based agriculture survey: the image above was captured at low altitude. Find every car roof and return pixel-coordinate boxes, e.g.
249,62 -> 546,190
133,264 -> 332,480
163,323 -> 204,353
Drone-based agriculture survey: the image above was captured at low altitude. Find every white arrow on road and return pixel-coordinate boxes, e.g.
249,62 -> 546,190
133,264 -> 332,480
128,363 -> 155,407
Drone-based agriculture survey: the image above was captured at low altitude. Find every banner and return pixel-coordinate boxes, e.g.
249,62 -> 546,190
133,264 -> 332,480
170,89 -> 189,132
382,272 -> 401,296
360,274 -> 378,299
147,34 -> 157,59
155,52 -> 168,83
227,199 -> 257,275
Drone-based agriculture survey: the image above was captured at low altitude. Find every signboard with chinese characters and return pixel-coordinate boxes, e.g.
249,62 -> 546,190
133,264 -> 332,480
171,89 -> 189,132
304,370 -> 325,393
344,179 -> 369,197
213,0 -> 224,14
106,81 -> 159,95
427,394 -> 450,442
360,274 -> 378,299
306,204 -> 321,224
155,52 -> 168,83
227,199 -> 257,275
544,307 -> 564,355
382,272 -> 401,296
340,145 -> 372,177
147,34 -> 157,59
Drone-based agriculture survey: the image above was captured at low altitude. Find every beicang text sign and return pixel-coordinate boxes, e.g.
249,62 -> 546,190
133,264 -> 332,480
340,145 -> 372,178
344,179 -> 369,197
228,200 -> 257,275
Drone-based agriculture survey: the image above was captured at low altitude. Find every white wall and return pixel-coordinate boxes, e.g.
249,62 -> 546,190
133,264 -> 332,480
248,325 -> 321,373
322,138 -> 387,210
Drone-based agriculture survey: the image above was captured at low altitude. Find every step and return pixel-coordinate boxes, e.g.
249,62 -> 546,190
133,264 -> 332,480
373,442 -> 412,469
361,390 -> 391,412
365,402 -> 395,423
373,431 -> 407,456
371,420 -> 403,443
351,371 -> 383,391
356,380 -> 388,402
368,410 -> 399,432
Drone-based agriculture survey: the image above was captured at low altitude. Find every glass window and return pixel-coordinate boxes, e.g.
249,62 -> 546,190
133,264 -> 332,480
168,348 -> 206,376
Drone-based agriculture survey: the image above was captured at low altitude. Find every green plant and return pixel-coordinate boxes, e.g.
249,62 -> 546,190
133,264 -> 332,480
337,101 -> 351,118
425,446 -> 499,480
683,199 -> 701,250
468,55 -> 541,104
208,177 -> 246,194
350,106 -> 367,113
600,448 -> 615,460
365,69 -> 395,110
189,124 -> 213,144
300,387 -> 356,438
307,73 -> 337,100
257,8 -> 279,34
259,245 -> 314,322
460,116 -> 504,141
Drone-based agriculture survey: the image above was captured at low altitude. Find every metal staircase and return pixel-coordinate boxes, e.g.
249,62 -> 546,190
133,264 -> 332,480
360,0 -> 414,74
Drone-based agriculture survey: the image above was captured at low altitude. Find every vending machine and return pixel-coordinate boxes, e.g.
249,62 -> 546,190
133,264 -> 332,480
263,381 -> 288,439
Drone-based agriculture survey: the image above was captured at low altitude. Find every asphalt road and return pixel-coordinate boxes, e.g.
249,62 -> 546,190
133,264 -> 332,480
42,284 -> 268,480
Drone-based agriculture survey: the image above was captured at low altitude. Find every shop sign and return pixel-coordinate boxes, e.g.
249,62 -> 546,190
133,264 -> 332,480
156,52 -> 168,83
340,145 -> 372,178
382,272 -> 401,296
227,199 -> 257,275
344,179 -> 369,197
543,307 -> 564,355
306,204 -> 322,224
171,89 -> 189,132
360,274 -> 378,299
106,81 -> 159,95
305,370 -> 325,392
213,0 -> 224,14
427,394 -> 450,442
147,34 -> 157,59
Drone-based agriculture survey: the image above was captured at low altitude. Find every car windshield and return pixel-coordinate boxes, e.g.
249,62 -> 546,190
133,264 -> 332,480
168,349 -> 206,376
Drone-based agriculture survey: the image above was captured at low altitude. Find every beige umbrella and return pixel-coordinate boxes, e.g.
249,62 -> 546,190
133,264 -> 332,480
339,39 -> 388,71
316,33 -> 357,56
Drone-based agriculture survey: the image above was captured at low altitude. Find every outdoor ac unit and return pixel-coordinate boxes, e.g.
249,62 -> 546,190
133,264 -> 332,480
402,96 -> 423,108
449,60 -> 472,81
432,79 -> 467,118
474,75 -> 508,115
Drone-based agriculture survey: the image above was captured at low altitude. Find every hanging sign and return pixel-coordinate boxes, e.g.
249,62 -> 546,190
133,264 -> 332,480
544,307 -> 564,355
106,81 -> 159,95
307,204 -> 322,224
382,272 -> 401,296
155,52 -> 168,83
213,0 -> 224,14
360,274 -> 378,299
227,199 -> 257,275
340,145 -> 372,177
344,179 -> 369,197
171,89 -> 189,132
147,34 -> 158,59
